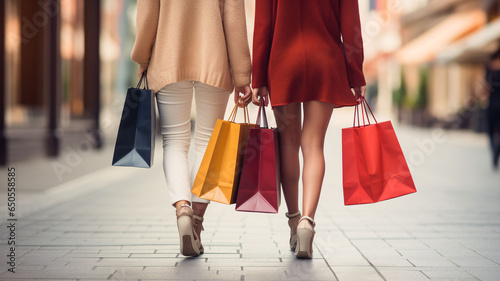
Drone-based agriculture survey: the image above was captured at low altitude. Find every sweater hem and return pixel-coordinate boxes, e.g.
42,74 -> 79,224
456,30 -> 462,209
147,69 -> 235,93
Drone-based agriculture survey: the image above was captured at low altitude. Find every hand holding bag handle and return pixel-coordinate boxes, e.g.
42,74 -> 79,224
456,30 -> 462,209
136,69 -> 149,90
228,98 -> 251,124
256,98 -> 269,129
353,96 -> 377,128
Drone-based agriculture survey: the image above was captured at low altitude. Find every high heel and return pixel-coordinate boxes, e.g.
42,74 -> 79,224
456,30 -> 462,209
295,216 -> 315,258
176,204 -> 200,257
286,211 -> 301,250
192,215 -> 204,254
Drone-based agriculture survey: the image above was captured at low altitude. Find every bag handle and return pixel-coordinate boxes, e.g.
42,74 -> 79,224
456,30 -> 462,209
256,98 -> 269,128
228,98 -> 250,124
136,69 -> 149,89
353,96 -> 377,128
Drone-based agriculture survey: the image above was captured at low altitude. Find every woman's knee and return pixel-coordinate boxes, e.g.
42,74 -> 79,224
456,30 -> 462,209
300,134 -> 325,155
161,122 -> 191,151
278,131 -> 301,150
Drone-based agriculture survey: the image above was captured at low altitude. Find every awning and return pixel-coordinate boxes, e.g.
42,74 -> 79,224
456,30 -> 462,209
436,18 -> 500,63
395,9 -> 486,64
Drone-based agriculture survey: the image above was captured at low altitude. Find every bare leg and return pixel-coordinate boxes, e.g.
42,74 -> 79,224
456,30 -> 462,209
301,101 -> 334,219
273,103 -> 302,215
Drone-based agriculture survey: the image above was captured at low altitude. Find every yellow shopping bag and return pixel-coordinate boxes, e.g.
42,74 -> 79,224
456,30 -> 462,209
192,102 -> 255,204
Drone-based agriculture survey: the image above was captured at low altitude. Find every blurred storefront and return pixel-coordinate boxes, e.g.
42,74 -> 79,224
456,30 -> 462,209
397,0 -> 499,129
0,0 -> 137,165
366,0 -> 500,131
360,0 -> 431,121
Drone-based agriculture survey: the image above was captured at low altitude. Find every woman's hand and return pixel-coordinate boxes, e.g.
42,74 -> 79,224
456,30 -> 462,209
234,85 -> 252,108
252,87 -> 269,106
353,86 -> 366,103
138,64 -> 148,78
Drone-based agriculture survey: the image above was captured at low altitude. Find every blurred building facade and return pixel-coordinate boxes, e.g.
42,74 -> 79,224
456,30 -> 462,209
366,0 -> 500,130
0,0 -> 136,165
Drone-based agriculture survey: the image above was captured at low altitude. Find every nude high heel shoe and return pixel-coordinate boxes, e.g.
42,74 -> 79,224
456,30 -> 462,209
286,211 -> 301,250
192,215 -> 204,254
176,204 -> 200,256
295,216 -> 315,258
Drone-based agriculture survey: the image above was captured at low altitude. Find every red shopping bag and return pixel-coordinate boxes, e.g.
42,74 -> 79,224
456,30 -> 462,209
235,99 -> 281,213
342,97 -> 416,205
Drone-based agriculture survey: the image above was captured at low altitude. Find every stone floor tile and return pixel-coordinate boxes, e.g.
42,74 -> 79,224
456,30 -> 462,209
449,256 -> 499,267
208,265 -> 243,271
0,266 -> 113,279
378,269 -> 429,281
466,268 -> 500,281
384,239 -> 429,250
420,268 -> 477,280
331,266 -> 384,281
95,257 -> 179,267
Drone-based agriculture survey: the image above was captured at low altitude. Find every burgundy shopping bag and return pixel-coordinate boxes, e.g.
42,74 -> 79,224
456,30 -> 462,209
235,99 -> 281,213
342,97 -> 416,205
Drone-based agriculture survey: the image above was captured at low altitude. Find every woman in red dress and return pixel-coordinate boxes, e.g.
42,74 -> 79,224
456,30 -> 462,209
252,0 -> 366,258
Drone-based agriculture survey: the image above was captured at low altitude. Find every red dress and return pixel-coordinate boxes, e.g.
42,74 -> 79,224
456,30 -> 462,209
252,0 -> 366,107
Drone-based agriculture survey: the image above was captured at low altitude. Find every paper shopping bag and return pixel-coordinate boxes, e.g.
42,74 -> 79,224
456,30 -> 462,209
192,103 -> 255,204
112,70 -> 156,168
342,97 -> 416,205
236,99 -> 281,213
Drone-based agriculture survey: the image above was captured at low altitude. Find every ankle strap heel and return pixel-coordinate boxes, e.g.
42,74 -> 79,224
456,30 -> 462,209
286,211 -> 301,251
176,204 -> 192,218
295,216 -> 316,258
298,216 -> 316,228
285,211 -> 301,219
193,215 -> 204,231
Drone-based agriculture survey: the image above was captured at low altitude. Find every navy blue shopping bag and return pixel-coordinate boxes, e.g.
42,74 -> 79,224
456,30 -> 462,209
112,70 -> 156,168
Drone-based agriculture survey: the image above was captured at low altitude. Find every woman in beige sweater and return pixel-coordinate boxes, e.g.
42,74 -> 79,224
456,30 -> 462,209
131,0 -> 252,257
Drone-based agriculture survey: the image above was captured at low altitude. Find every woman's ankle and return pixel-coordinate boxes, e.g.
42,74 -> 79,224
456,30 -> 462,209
192,202 -> 208,218
286,210 -> 301,218
175,200 -> 191,209
298,215 -> 316,229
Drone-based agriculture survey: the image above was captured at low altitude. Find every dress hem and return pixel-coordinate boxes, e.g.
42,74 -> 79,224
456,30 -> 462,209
270,98 -> 358,109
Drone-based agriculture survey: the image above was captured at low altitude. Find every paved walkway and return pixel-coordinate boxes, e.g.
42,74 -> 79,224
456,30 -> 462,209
0,108 -> 499,281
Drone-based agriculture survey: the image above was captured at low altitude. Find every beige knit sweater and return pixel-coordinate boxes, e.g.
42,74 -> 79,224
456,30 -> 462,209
131,0 -> 252,93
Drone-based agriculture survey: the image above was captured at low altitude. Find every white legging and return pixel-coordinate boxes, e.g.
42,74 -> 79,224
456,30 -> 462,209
156,81 -> 231,205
